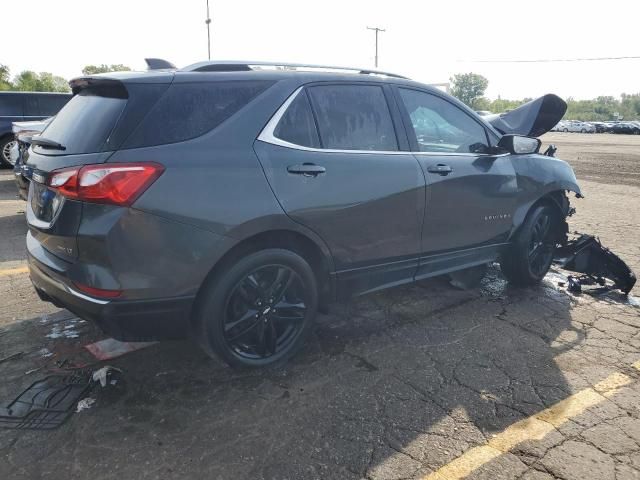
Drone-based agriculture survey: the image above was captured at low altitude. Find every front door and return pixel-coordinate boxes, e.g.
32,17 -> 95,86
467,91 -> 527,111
255,83 -> 425,296
393,87 -> 519,278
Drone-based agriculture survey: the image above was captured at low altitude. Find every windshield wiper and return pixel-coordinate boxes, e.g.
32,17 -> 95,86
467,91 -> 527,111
31,136 -> 66,151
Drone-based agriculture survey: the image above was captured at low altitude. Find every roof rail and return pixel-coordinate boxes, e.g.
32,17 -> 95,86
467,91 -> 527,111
179,60 -> 409,79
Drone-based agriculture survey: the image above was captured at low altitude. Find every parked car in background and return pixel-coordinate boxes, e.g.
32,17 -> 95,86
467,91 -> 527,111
11,118 -> 51,200
26,61 -> 579,368
559,120 -> 595,133
551,120 -> 567,132
590,122 -> 609,133
0,92 -> 71,167
611,122 -> 640,134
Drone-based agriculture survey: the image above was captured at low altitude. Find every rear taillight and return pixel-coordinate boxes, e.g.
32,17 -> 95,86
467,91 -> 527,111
47,162 -> 164,206
73,282 -> 122,299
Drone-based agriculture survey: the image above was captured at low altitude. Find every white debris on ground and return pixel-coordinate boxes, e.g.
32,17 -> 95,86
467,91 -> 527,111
38,348 -> 53,358
75,397 -> 96,413
46,319 -> 84,339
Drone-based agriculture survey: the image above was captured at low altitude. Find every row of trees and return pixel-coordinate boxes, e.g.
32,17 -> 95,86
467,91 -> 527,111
0,64 -> 130,93
449,72 -> 640,121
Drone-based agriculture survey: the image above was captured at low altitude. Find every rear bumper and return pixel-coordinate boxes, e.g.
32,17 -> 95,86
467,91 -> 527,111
28,239 -> 194,341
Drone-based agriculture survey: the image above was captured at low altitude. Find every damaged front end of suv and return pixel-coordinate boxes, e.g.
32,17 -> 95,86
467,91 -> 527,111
487,94 -> 636,296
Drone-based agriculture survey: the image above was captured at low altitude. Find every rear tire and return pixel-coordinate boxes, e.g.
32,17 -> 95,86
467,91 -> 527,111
195,249 -> 318,368
500,205 -> 559,287
0,136 -> 16,168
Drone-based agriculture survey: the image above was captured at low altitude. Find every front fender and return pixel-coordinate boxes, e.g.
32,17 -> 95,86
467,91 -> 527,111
509,154 -> 582,236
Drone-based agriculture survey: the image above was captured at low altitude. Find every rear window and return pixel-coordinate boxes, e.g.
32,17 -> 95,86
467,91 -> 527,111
35,89 -> 126,155
123,80 -> 273,149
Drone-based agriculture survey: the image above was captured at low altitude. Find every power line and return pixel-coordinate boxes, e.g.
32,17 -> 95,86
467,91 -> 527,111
460,55 -> 640,64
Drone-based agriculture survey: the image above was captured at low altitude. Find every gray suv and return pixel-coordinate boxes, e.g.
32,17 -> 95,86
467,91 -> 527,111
26,62 -> 581,367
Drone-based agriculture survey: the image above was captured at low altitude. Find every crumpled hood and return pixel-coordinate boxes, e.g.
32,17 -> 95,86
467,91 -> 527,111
485,94 -> 567,138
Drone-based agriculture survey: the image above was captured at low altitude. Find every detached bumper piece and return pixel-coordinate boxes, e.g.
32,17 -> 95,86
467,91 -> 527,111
554,234 -> 637,295
0,374 -> 91,430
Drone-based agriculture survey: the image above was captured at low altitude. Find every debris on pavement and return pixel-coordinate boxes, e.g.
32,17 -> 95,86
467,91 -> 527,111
85,338 -> 157,360
92,366 -> 122,387
0,373 -> 92,430
75,397 -> 96,413
0,351 -> 24,364
554,233 -> 637,294
45,319 -> 83,339
38,348 -> 53,358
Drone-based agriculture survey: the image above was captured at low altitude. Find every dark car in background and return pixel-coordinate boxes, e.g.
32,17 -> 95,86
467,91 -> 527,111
25,62 -> 580,368
611,122 -> 640,135
0,91 -> 70,167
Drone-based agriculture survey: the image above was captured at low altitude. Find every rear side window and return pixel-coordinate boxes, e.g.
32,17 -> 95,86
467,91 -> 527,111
36,89 -> 126,155
273,90 -> 320,148
124,81 -> 272,149
307,85 -> 398,151
0,94 -> 24,116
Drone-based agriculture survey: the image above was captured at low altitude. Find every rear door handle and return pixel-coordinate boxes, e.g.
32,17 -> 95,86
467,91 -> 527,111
287,163 -> 326,177
427,164 -> 452,176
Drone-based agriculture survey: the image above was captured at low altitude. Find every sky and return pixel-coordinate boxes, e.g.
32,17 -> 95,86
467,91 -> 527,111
2,0 -> 639,100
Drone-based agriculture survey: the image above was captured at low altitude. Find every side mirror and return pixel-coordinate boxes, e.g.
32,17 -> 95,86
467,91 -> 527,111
497,134 -> 541,155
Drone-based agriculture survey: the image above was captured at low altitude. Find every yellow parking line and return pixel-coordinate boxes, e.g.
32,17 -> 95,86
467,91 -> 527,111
424,370 -> 636,480
0,266 -> 29,276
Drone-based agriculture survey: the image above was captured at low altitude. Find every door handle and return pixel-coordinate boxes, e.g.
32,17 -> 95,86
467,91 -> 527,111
427,164 -> 452,176
287,163 -> 326,177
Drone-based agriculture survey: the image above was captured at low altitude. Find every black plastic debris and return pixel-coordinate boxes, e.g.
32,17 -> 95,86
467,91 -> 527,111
0,373 -> 91,429
554,234 -> 637,294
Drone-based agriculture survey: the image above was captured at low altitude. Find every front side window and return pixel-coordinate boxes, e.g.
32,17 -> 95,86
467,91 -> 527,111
307,85 -> 398,151
399,88 -> 489,154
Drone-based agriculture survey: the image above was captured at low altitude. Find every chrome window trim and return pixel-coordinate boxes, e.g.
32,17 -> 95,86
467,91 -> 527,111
257,87 -> 510,158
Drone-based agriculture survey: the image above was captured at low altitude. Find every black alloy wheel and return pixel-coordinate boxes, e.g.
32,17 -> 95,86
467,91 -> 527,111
223,265 -> 307,360
196,249 -> 318,368
527,211 -> 555,278
500,205 -> 559,286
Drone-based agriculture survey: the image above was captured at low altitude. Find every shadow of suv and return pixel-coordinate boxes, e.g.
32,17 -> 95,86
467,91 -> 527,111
25,61 -> 581,368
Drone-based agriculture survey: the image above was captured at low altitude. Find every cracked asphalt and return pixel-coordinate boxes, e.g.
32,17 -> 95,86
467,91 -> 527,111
1,133 -> 639,480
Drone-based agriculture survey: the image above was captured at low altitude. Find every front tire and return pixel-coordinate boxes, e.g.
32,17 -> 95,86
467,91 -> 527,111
500,205 -> 559,287
195,249 -> 318,368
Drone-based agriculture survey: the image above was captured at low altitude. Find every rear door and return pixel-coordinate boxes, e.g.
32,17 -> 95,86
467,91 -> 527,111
393,87 -> 519,277
254,83 -> 425,296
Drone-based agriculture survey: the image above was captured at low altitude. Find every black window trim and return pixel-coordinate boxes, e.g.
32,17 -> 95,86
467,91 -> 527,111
258,82 -> 409,155
392,85 -> 507,157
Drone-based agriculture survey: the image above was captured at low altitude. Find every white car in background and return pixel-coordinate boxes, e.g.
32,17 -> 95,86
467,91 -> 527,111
559,120 -> 596,133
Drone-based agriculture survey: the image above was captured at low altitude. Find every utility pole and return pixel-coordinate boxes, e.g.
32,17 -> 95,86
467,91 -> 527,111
205,0 -> 212,60
366,26 -> 385,68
